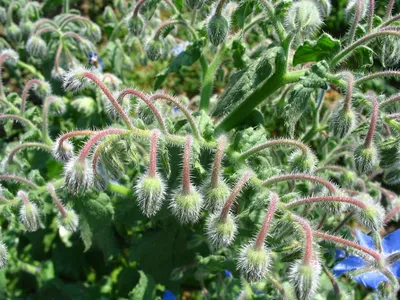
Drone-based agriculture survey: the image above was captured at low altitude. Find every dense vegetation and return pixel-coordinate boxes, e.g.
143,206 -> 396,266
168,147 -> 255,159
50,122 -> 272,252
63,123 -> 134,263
1,0 -> 400,299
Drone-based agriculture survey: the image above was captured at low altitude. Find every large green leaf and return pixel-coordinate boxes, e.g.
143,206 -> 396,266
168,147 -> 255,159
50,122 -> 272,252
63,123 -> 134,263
128,271 -> 156,300
154,39 -> 205,89
293,33 -> 341,66
232,0 -> 255,29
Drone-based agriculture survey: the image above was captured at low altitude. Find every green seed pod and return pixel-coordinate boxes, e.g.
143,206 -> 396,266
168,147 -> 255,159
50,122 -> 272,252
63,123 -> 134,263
354,144 -> 379,174
58,208 -> 79,232
170,187 -> 203,224
237,242 -> 270,282
378,137 -> 400,169
329,106 -> 357,138
289,149 -> 317,174
6,23 -> 22,43
126,14 -> 144,36
206,212 -> 237,248
135,173 -> 166,217
0,241 -> 7,268
26,36 -> 48,58
289,258 -> 321,300
202,180 -> 230,212
383,165 -> 400,186
145,40 -> 164,61
207,14 -> 229,46
185,0 -> 205,10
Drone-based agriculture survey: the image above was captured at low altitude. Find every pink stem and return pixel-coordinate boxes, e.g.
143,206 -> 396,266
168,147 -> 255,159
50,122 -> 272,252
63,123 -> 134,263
78,128 -> 128,163
255,193 -> 279,249
182,136 -> 193,194
0,175 -> 38,189
48,183 -> 67,217
364,93 -> 379,148
18,190 -> 31,206
220,171 -> 252,221
149,130 -> 160,177
262,174 -> 337,194
134,0 -> 147,16
211,136 -> 227,188
292,215 -> 314,265
286,195 -> 367,209
384,206 -> 400,224
21,79 -> 43,113
58,130 -> 94,146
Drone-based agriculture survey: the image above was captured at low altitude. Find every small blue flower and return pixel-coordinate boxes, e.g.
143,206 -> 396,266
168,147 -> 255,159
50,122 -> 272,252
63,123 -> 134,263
335,249 -> 347,260
333,229 -> 400,290
162,290 -> 176,300
224,269 -> 232,278
170,41 -> 189,57
88,52 -> 104,72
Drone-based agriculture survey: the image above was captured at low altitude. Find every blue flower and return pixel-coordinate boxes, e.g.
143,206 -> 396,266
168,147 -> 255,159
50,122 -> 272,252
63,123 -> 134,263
170,41 -> 189,57
224,269 -> 232,278
88,52 -> 104,72
162,290 -> 176,300
332,229 -> 400,290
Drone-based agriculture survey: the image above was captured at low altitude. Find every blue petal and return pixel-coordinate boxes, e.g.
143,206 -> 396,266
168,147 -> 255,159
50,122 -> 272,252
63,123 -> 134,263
333,255 -> 366,277
355,229 -> 375,250
224,270 -> 232,278
335,249 -> 347,260
162,290 -> 176,300
382,229 -> 400,255
353,271 -> 388,290
390,260 -> 400,277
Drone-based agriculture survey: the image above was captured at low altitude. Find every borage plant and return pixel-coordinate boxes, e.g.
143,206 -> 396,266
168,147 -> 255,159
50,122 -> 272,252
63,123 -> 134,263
1,0 -> 400,298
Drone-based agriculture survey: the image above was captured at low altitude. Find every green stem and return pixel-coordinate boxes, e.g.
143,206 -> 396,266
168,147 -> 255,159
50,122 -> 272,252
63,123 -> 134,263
63,0 -> 70,13
17,61 -> 44,80
199,45 -> 225,111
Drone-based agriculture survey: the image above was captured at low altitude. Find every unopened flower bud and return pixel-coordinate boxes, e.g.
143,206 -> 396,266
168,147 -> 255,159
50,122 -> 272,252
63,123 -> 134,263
18,192 -> 41,232
0,7 -> 6,24
345,0 -> 368,19
83,23 -> 102,43
170,186 -> 203,224
21,20 -> 34,38
289,149 -> 317,173
64,157 -> 94,193
206,212 -> 237,248
289,258 -> 321,300
0,241 -> 7,268
136,100 -> 161,125
340,171 -> 358,187
0,49 -> 18,65
104,92 -> 130,121
58,208 -> 79,232
354,144 -> 378,174
203,181 -> 230,212
51,67 -> 66,81
356,200 -> 385,231
185,0 -> 205,10
53,137 -> 74,162
6,23 -> 22,43
26,36 -> 48,58
135,173 -> 166,217
145,40 -> 164,61
33,81 -> 52,99
207,14 -> 229,46
126,14 -> 144,36
63,65 -> 92,92
329,106 -> 357,138
237,242 -> 270,282
285,1 -> 322,39
103,6 -> 117,23
313,0 -> 332,17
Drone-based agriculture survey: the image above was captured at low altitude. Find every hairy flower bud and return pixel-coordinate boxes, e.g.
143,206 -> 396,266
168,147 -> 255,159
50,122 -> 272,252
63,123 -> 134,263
185,0 -> 205,10
383,165 -> 400,186
136,100 -> 161,125
18,193 -> 41,232
207,14 -> 229,46
203,180 -> 230,212
57,208 -> 79,232
6,23 -> 22,43
356,200 -> 385,231
126,14 -> 144,36
26,36 -> 48,58
53,137 -> 74,162
289,150 -> 317,173
170,186 -> 203,224
135,173 -> 166,217
354,144 -> 378,174
285,1 -> 322,40
345,0 -> 368,19
378,138 -> 400,169
21,20 -> 34,38
340,171 -> 358,188
64,157 -> 94,193
145,40 -> 164,61
0,241 -> 7,268
329,106 -> 357,138
313,0 -> 332,17
33,81 -> 52,99
237,242 -> 270,282
289,258 -> 321,300
82,23 -> 102,43
63,66 -> 92,92
206,212 -> 237,248
0,7 -> 6,24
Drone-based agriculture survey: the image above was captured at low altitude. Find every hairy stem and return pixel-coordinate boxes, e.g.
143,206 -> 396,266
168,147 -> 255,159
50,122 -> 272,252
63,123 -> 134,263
211,136 -> 227,188
292,215 -> 313,265
48,183 -> 67,217
0,114 -> 36,130
7,142 -> 52,164
182,136 -> 193,194
20,79 -> 43,114
286,195 -> 367,210
0,175 -> 39,189
149,130 -> 160,177
355,70 -> 400,85
364,93 -> 379,148
255,193 -> 279,249
348,0 -> 364,44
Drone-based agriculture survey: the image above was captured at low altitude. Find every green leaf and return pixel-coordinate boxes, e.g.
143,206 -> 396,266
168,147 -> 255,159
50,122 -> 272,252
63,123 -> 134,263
232,0 -> 255,29
172,0 -> 183,12
232,40 -> 248,69
351,45 -> 374,68
293,33 -> 341,66
154,39 -> 205,89
128,271 -> 156,300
